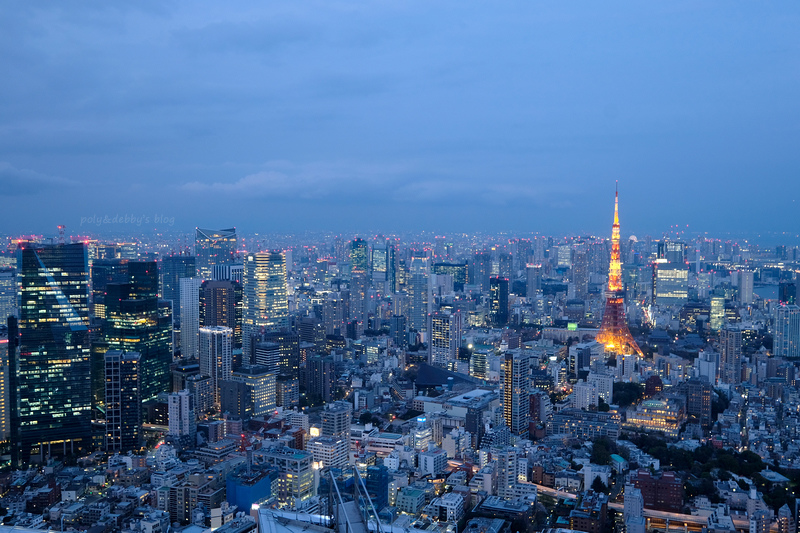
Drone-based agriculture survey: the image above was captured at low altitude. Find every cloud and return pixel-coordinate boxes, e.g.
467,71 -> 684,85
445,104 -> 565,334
181,161 -> 406,200
0,162 -> 77,196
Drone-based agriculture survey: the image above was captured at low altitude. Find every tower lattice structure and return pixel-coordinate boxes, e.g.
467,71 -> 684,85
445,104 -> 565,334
595,185 -> 643,356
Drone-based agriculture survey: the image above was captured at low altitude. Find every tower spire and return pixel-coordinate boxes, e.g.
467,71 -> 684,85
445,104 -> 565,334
595,184 -> 643,357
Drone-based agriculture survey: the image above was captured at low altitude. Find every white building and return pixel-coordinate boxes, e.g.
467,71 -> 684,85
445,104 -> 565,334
573,380 -> 599,410
168,390 -> 196,444
179,277 -> 203,358
308,437 -> 349,469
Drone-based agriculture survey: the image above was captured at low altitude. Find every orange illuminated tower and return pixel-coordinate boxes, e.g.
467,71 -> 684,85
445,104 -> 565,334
596,184 -> 643,356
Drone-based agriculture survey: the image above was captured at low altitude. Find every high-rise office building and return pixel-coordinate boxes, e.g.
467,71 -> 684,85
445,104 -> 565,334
230,364 -> 275,416
179,277 -> 203,358
652,260 -> 689,306
102,262 -> 173,404
198,326 -> 233,407
501,349 -> 531,438
774,304 -> 800,360
349,271 -> 369,323
105,350 -> 142,452
738,270 -> 754,305
199,280 -> 243,350
489,277 -> 509,327
471,252 -> 492,292
719,327 -> 742,385
0,267 -> 17,322
261,331 -> 300,377
371,239 -> 388,286
526,264 -> 542,298
90,258 -> 129,318
432,262 -> 468,292
12,243 -> 92,463
160,255 -> 196,324
195,228 -> 237,280
242,252 -> 289,361
350,238 -> 369,274
657,241 -> 685,263
572,251 -> 589,300
428,311 -> 463,366
390,315 -> 407,349
408,256 -> 429,333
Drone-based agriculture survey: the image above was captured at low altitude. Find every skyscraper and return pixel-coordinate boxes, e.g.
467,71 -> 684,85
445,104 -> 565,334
105,350 -> 142,452
526,264 -> 542,298
596,186 -> 643,356
471,252 -> 492,292
103,262 -> 173,403
199,279 -> 243,350
179,277 -> 203,358
719,327 -> 742,385
501,349 -> 530,438
408,255 -> 429,333
90,258 -> 129,318
738,270 -> 754,305
350,238 -> 369,274
774,304 -> 800,359
489,276 -> 509,327
0,267 -> 17,322
242,252 -> 289,361
160,255 -> 196,324
12,243 -> 92,463
195,228 -> 237,280
428,311 -> 463,366
198,326 -> 233,407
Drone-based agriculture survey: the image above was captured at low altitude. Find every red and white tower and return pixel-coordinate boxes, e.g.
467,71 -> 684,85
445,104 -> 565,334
595,184 -> 643,356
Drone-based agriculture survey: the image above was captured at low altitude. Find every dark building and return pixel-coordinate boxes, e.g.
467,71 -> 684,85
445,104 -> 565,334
304,355 -> 336,403
390,315 -> 407,349
90,258 -> 129,318
299,316 -> 326,351
261,330 -> 300,376
172,359 -> 201,392
350,238 -> 369,273
200,279 -> 243,351
432,262 -> 468,292
471,252 -> 492,292
160,255 -> 196,324
101,263 -> 173,404
12,243 -> 92,464
489,277 -> 509,327
644,375 -> 663,397
685,379 -> 712,428
569,490 -> 608,533
105,350 -> 142,452
631,469 -> 683,513
780,281 -> 797,306
366,465 -> 389,510
220,380 -> 252,419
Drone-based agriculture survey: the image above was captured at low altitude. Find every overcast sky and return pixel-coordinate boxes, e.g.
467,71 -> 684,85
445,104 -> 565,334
1,2 -> 799,240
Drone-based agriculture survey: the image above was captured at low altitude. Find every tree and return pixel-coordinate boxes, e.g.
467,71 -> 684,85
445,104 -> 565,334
591,476 -> 609,494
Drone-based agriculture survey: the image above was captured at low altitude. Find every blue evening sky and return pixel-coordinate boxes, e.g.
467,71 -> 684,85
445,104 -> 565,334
1,2 -> 798,240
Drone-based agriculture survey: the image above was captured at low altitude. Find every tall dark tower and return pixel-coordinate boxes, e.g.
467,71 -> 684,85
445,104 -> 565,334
13,243 -> 92,464
596,186 -> 643,356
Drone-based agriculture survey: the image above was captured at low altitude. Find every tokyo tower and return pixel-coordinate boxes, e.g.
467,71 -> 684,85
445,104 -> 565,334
595,184 -> 643,357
